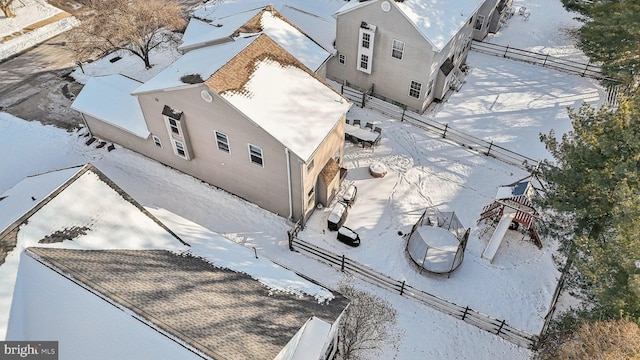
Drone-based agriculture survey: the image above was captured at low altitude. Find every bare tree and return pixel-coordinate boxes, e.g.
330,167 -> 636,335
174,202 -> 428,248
70,0 -> 185,68
0,0 -> 15,18
337,280 -> 403,360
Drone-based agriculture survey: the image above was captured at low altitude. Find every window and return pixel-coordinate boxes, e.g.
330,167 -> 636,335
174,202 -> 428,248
307,159 -> 315,174
215,131 -> 230,153
173,140 -> 188,159
361,32 -> 370,48
409,81 -> 422,99
357,26 -> 375,74
307,187 -> 315,208
475,15 -> 485,31
152,135 -> 162,148
167,118 -> 180,135
338,53 -> 346,65
391,39 -> 405,60
360,54 -> 369,70
162,105 -> 183,137
248,144 -> 263,166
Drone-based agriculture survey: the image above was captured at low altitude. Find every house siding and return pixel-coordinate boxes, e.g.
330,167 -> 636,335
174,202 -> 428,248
328,2 -> 436,113
301,117 -> 346,219
135,85 -> 303,218
328,0 -> 479,113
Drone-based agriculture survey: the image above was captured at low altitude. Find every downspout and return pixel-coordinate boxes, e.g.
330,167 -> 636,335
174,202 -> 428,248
285,148 -> 293,221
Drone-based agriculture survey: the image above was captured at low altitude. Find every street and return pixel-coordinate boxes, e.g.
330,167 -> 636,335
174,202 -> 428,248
0,0 -> 208,130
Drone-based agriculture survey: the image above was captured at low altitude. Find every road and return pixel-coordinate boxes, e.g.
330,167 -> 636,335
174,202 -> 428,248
0,0 -> 206,131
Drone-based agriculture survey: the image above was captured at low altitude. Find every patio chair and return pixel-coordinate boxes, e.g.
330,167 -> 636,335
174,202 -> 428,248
518,6 -> 526,16
374,127 -> 382,134
365,122 -> 373,130
346,118 -> 351,125
352,119 -> 361,127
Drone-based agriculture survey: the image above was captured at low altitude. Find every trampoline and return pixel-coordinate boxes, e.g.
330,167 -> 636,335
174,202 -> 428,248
406,208 -> 469,276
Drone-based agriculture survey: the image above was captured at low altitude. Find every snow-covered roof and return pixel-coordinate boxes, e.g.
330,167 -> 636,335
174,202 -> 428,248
70,75 -> 149,138
193,0 -> 344,54
258,9 -> 331,71
208,35 -> 350,161
180,7 -> 331,72
132,37 -> 254,95
178,9 -> 262,52
22,247 -> 348,360
0,166 -> 83,236
335,0 -> 485,51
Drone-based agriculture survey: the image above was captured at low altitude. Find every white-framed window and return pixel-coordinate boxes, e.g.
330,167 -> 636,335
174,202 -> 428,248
307,159 -> 315,174
361,32 -> 371,48
152,135 -> 162,148
248,144 -> 264,167
172,140 -> 188,159
214,130 -> 230,153
307,186 -> 315,208
338,53 -> 346,65
357,25 -> 376,74
167,117 -> 181,136
360,54 -> 369,70
409,81 -> 422,99
391,39 -> 405,60
475,15 -> 485,31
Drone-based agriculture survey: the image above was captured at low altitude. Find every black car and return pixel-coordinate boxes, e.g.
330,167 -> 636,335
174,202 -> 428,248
327,202 -> 348,231
337,226 -> 360,247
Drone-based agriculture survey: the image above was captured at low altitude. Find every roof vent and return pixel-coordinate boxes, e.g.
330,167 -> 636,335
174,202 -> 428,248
180,74 -> 204,84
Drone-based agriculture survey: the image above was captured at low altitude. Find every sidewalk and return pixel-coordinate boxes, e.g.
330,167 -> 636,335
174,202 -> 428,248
0,8 -> 79,61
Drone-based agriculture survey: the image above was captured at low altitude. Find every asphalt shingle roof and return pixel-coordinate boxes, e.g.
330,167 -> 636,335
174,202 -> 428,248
27,248 -> 348,360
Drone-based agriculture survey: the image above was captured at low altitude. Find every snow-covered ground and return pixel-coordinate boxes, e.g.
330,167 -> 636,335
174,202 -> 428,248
0,0 -> 62,38
0,0 -> 78,61
0,0 -> 600,358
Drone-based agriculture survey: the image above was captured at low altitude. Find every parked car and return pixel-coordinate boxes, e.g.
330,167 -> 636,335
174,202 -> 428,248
337,226 -> 360,247
328,202 -> 348,231
342,184 -> 357,207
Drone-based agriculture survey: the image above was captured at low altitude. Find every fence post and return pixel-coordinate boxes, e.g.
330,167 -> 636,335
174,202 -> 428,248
496,320 -> 506,335
503,45 -> 509,57
361,92 -> 366,108
340,83 -> 344,95
487,141 -> 493,156
582,61 -> 590,77
543,54 -> 548,67
442,124 -> 448,138
341,254 -> 345,272
288,231 -> 294,251
399,280 -> 406,295
401,107 -> 406,122
462,306 -> 469,320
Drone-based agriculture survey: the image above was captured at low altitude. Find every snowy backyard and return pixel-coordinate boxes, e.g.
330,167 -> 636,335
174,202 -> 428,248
0,0 -> 604,359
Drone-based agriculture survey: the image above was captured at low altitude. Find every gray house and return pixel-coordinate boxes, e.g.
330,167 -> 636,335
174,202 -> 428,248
327,0 -> 486,113
72,30 -> 351,223
473,0 -> 513,41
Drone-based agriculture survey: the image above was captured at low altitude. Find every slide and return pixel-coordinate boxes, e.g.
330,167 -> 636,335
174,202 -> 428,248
481,211 -> 516,263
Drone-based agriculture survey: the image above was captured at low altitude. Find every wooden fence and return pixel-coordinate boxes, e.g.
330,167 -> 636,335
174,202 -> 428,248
340,84 -> 542,172
290,237 -> 539,348
470,41 -> 608,81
